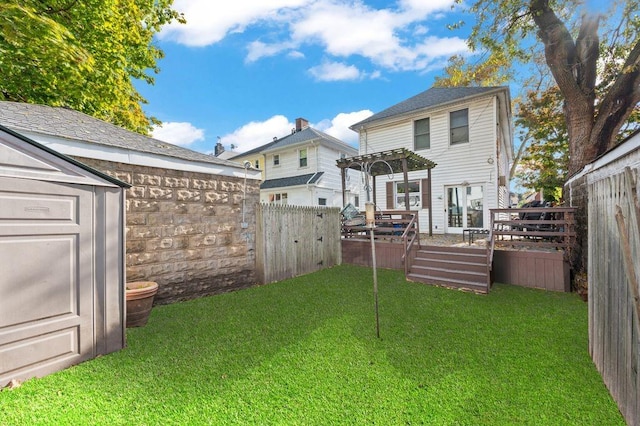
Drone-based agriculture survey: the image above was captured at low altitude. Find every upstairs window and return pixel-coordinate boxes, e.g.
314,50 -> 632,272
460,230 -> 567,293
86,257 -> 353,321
254,159 -> 260,169
450,108 -> 469,145
299,148 -> 308,168
414,117 -> 430,150
273,154 -> 280,166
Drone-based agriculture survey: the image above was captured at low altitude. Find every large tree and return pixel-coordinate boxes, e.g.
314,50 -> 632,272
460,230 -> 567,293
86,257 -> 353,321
440,0 -> 639,275
0,1 -> 184,134
450,0 -> 639,176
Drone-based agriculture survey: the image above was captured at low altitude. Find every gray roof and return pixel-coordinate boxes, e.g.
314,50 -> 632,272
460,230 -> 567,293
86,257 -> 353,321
260,172 -> 324,190
0,123 -> 130,188
351,86 -> 508,129
0,101 -> 243,169
232,126 -> 355,159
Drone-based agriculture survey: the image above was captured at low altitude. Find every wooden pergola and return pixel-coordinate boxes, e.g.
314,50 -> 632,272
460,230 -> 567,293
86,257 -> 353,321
336,148 -> 437,235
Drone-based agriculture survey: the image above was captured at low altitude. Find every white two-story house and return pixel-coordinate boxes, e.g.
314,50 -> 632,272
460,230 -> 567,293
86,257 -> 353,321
232,118 -> 360,207
350,86 -> 513,234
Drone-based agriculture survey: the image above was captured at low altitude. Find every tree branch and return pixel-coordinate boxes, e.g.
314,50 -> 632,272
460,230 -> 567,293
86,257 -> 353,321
575,14 -> 600,97
592,37 -> 640,153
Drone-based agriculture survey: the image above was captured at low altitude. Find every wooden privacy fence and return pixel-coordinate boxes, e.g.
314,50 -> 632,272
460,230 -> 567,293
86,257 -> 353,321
256,204 -> 341,284
589,165 -> 640,425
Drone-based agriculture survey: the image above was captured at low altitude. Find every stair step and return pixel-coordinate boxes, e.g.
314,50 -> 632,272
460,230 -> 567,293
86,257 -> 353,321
412,258 -> 487,269
411,264 -> 487,277
407,273 -> 488,294
416,249 -> 486,261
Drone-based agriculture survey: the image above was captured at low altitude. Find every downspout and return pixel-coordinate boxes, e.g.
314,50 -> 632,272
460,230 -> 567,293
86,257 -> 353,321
307,140 -> 320,204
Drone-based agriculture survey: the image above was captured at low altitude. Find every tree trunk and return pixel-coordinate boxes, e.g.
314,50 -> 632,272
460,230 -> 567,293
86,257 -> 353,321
529,0 -> 640,278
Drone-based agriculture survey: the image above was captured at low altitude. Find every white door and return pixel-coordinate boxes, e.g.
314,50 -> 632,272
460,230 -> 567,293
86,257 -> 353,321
445,185 -> 485,233
0,177 -> 94,386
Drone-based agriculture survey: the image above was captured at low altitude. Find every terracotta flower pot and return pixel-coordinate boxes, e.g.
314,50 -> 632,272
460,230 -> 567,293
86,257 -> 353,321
126,281 -> 158,328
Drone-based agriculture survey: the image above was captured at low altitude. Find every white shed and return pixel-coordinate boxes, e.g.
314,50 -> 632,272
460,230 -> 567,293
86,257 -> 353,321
0,125 -> 128,387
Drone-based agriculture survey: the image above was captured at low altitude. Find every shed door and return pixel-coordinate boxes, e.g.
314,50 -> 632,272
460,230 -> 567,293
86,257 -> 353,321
0,176 -> 94,384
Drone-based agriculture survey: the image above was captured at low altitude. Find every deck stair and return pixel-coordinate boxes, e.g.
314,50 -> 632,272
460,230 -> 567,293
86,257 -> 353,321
407,245 -> 490,293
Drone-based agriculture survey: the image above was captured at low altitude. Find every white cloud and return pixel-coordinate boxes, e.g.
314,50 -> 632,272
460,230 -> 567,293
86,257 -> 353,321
221,110 -> 373,153
308,61 -> 364,82
151,122 -> 205,146
159,0 -> 310,47
159,0 -> 468,73
220,115 -> 293,153
313,110 -> 374,146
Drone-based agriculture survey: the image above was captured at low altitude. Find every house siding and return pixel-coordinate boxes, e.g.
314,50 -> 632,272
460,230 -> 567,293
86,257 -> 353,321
362,95 -> 504,233
253,139 -> 357,207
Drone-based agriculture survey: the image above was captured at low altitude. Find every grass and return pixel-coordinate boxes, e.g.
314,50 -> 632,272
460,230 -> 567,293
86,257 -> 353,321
0,265 -> 623,425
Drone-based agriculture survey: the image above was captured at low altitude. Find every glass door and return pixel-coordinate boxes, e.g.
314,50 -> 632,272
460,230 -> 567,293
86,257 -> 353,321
446,185 -> 484,232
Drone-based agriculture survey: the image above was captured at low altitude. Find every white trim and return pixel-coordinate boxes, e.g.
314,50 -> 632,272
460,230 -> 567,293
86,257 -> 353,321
17,131 -> 261,180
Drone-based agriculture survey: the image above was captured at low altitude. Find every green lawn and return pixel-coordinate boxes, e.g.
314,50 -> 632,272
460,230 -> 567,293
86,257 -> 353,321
0,265 -> 623,425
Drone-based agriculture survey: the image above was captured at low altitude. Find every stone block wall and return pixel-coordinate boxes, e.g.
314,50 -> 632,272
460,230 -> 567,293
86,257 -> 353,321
76,157 -> 259,304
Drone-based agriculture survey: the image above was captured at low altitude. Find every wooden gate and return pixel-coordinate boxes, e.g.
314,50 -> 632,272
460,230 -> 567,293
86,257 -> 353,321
256,204 -> 341,284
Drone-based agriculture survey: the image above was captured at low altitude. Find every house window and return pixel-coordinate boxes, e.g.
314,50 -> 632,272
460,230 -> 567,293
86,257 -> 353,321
299,148 -> 308,167
354,195 -> 359,208
395,181 -> 421,209
254,159 -> 260,169
269,193 -> 288,205
318,198 -> 327,206
414,117 -> 430,150
273,154 -> 280,166
450,108 -> 469,145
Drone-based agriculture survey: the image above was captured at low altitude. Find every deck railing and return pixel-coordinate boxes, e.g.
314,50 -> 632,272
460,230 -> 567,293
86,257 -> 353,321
488,207 -> 577,268
341,210 -> 419,272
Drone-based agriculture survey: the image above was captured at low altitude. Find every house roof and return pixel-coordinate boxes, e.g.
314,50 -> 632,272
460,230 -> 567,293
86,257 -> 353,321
231,126 -> 356,159
0,101 -> 244,170
260,172 -> 324,190
336,148 -> 436,177
351,86 -> 509,129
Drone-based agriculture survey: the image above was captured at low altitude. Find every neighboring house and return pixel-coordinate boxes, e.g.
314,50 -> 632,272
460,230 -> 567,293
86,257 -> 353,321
231,118 -> 360,207
0,101 -> 262,304
350,86 -> 513,234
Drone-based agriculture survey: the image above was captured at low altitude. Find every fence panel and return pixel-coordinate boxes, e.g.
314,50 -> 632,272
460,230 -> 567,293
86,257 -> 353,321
256,204 -> 341,284
588,165 -> 640,426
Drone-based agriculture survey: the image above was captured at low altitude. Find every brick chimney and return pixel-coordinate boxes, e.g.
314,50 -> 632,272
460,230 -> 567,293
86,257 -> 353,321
295,117 -> 309,132
214,141 -> 225,156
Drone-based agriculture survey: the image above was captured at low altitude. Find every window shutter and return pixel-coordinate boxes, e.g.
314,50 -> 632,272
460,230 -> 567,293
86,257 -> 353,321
386,181 -> 394,209
421,178 -> 430,209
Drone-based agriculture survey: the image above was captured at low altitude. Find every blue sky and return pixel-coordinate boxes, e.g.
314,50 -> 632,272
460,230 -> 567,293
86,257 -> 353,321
137,1 -> 616,157
138,0 -> 473,154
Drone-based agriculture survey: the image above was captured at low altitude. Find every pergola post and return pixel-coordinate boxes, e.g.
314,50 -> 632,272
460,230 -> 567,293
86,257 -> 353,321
340,167 -> 347,208
428,167 -> 433,236
401,157 -> 409,210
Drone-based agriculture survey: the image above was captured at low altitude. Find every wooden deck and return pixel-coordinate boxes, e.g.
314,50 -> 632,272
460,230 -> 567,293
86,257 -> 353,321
342,207 -> 577,293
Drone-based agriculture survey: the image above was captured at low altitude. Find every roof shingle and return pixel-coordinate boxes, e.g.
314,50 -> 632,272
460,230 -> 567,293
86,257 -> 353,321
351,86 -> 508,129
0,101 -> 243,169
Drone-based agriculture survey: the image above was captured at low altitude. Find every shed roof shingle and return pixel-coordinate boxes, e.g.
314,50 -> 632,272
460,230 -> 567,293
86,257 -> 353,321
0,101 -> 243,169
